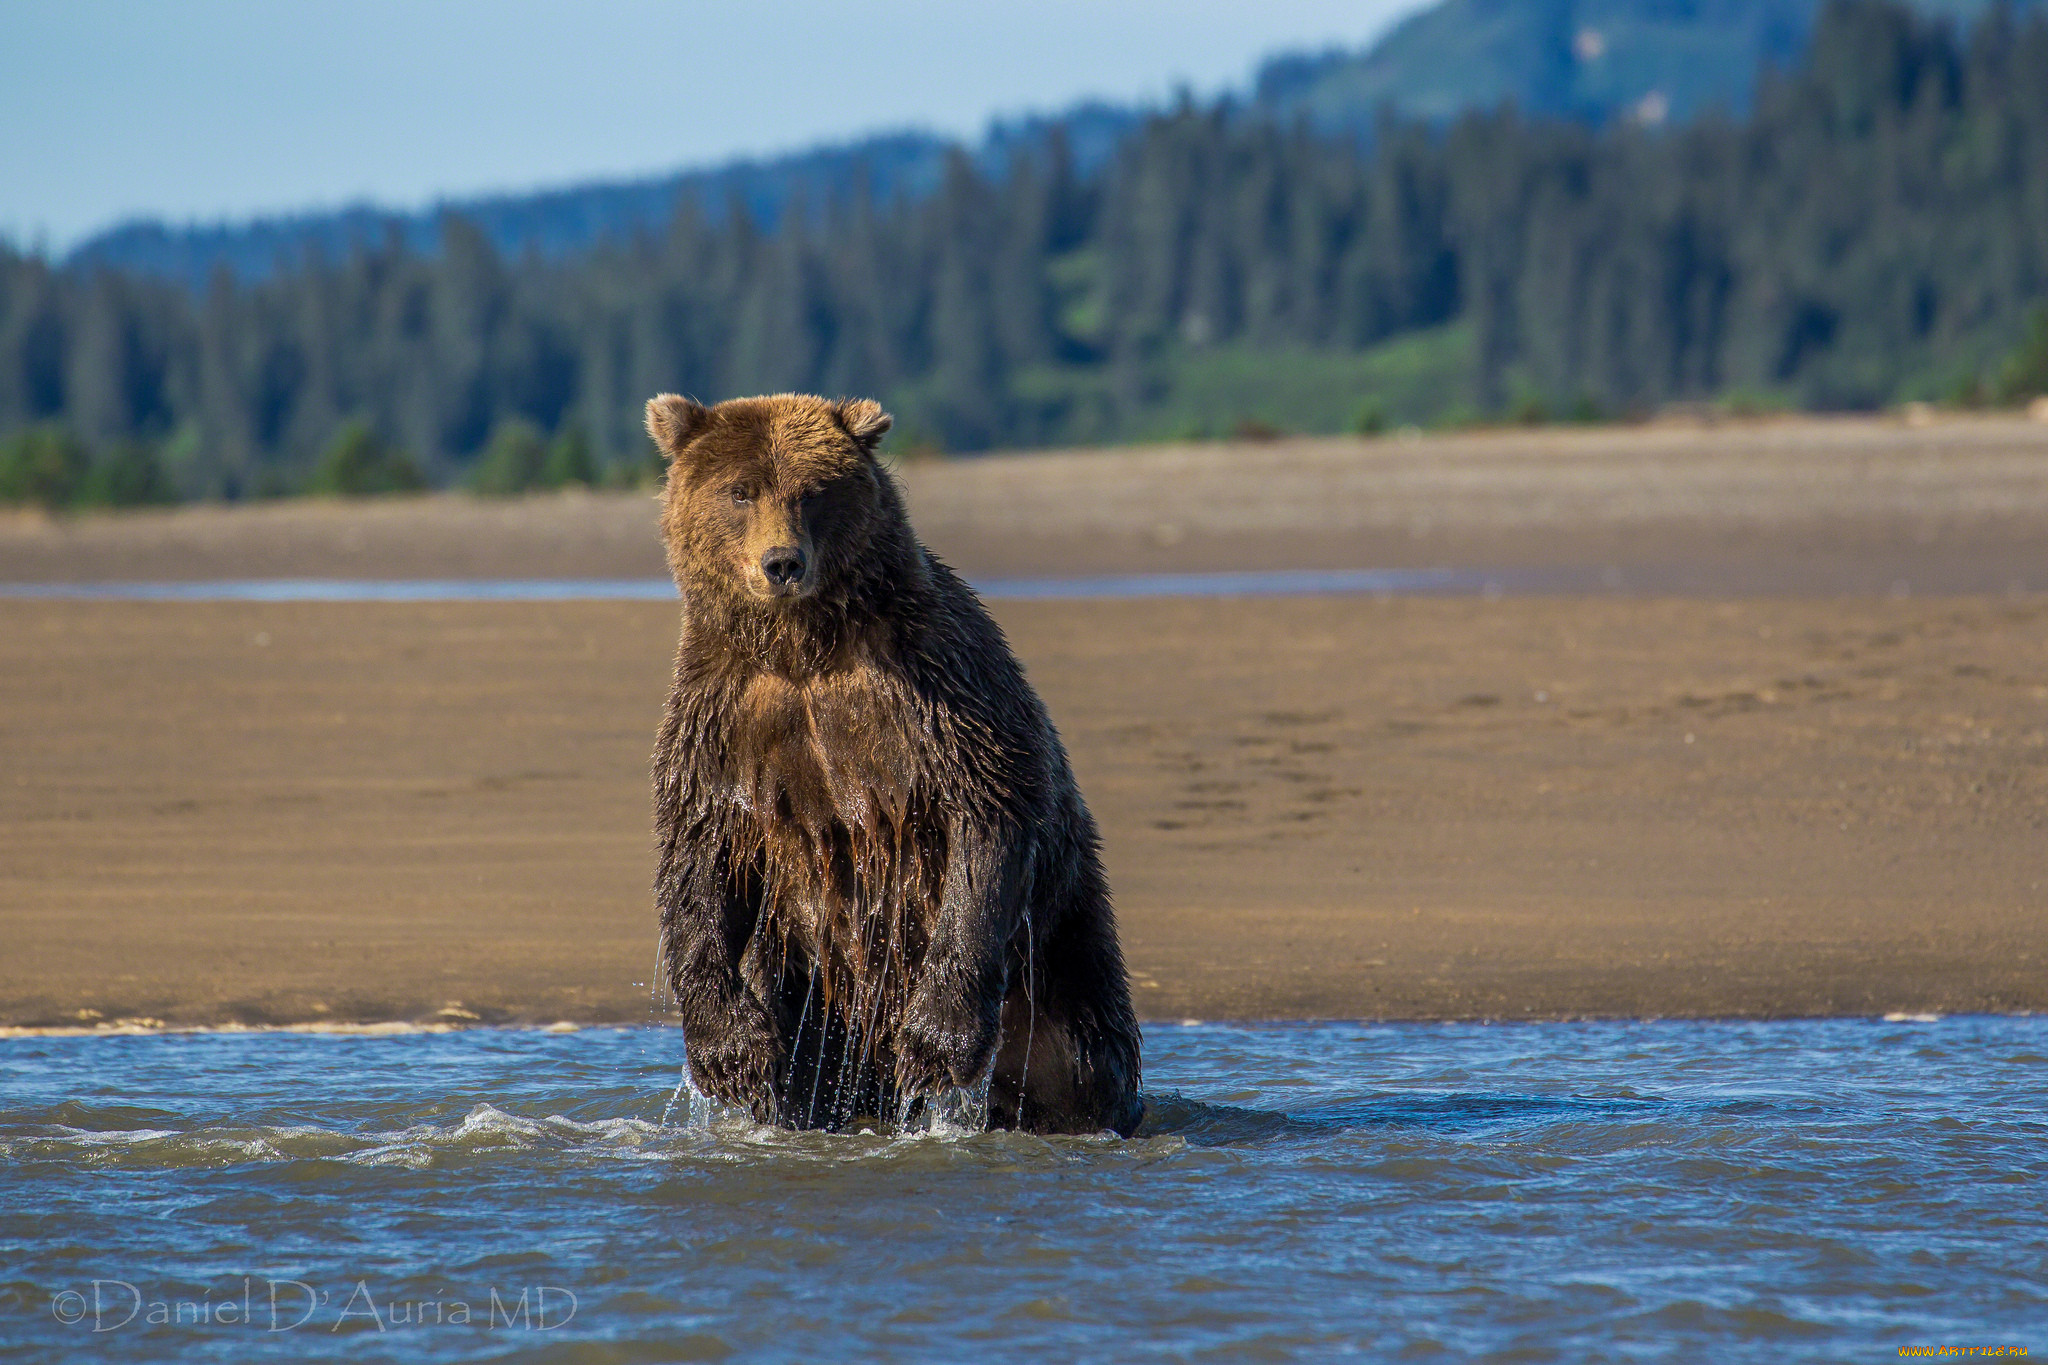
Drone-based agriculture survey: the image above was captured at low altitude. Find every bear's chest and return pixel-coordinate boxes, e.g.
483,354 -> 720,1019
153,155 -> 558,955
721,667 -> 943,962
722,667 -> 929,847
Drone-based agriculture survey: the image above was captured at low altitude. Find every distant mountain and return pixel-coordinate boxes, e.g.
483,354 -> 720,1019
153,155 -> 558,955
1254,0 -> 2029,129
66,132 -> 952,291
64,107 -> 1140,292
62,0 -> 2030,287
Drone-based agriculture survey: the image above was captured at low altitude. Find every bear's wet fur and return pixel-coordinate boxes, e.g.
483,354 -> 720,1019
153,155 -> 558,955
648,392 -> 1143,1135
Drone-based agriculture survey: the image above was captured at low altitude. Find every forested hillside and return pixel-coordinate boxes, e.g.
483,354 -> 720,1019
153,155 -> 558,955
1257,0 -> 2033,129
5,0 -> 2048,502
62,0 -> 2025,289
64,109 -> 1144,294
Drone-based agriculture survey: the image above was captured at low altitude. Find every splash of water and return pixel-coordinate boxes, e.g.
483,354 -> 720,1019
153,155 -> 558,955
923,1068 -> 994,1135
658,1068 -> 696,1129
893,1066 -> 994,1136
660,1068 -> 741,1132
1020,905 -> 1036,1124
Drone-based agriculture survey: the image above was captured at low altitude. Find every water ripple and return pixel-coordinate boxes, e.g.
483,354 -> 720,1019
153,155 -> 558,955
2,1017 -> 2043,1361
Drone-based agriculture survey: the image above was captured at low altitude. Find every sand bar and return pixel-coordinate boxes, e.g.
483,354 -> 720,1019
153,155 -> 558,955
3,592 -> 2042,1028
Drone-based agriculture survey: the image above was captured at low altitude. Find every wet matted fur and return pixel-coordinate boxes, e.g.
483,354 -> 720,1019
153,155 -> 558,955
648,392 -> 1143,1135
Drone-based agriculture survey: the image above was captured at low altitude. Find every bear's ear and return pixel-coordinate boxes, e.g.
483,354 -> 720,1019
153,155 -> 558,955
645,394 -> 713,460
834,398 -> 893,452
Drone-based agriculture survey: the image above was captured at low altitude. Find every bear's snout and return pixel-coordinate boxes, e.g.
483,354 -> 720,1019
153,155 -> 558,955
760,547 -> 808,595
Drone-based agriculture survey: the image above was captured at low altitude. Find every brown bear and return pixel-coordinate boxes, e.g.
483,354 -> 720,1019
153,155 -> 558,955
646,391 -> 1144,1136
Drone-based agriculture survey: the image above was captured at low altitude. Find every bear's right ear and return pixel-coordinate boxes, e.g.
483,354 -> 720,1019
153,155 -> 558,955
834,398 -> 893,452
645,394 -> 712,460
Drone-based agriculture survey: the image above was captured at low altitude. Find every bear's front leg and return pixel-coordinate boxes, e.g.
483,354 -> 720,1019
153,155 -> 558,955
894,821 -> 1024,1097
681,988 -> 779,1121
896,959 -> 1004,1096
659,845 -> 779,1121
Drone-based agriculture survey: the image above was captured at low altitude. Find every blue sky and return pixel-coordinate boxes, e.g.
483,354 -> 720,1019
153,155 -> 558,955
0,0 -> 1429,249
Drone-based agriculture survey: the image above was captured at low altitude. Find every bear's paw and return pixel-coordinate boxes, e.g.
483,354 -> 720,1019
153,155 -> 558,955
893,979 -> 1000,1096
685,995 -> 779,1113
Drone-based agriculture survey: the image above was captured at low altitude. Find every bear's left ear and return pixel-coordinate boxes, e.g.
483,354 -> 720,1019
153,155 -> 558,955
834,398 -> 892,453
645,394 -> 713,460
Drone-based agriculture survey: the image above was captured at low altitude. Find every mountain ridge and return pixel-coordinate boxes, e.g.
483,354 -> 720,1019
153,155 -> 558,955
60,0 -> 2031,290
63,110 -> 1141,292
1256,0 -> 2026,129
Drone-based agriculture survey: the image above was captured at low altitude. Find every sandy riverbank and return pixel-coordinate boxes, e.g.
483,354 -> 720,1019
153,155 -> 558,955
3,591 -> 2041,1028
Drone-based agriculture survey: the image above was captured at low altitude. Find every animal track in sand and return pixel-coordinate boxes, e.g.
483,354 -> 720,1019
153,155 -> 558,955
1142,708 -> 1366,839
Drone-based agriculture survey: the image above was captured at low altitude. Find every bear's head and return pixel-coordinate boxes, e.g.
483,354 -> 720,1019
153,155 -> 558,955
646,392 -> 897,606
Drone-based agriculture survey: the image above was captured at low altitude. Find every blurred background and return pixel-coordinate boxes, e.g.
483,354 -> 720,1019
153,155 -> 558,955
4,0 -> 2048,505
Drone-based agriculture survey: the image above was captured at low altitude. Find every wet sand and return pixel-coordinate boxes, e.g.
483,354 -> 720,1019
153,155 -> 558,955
3,414 -> 2045,1028
3,593 -> 2042,1029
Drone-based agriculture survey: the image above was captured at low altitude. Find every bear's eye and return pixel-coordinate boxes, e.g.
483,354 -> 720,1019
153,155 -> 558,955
728,485 -> 752,506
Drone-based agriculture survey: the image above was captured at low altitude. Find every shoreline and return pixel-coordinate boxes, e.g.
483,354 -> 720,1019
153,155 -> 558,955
0,1010 -> 1997,1040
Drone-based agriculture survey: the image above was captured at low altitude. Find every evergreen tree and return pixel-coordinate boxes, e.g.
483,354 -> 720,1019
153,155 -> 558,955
0,425 -> 90,507
306,421 -> 426,497
543,426 -> 598,487
1995,306 -> 2048,400
79,441 -> 176,507
468,416 -> 549,495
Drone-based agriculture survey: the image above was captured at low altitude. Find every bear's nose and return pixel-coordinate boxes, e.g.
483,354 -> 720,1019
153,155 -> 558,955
761,548 -> 807,587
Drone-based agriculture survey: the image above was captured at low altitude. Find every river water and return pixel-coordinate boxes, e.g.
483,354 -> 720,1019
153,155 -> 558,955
2,1018 -> 2041,1361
